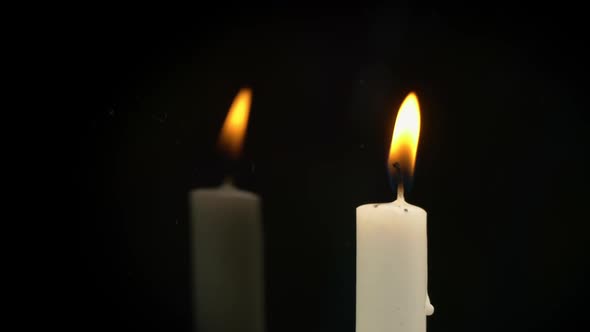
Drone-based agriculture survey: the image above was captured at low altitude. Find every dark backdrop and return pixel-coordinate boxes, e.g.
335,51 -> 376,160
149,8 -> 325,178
76,4 -> 590,332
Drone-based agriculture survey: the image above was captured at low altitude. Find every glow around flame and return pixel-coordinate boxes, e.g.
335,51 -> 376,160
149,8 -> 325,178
218,88 -> 252,160
388,92 -> 421,181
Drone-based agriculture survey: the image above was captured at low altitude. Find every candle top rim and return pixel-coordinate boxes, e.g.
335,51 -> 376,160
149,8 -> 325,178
356,201 -> 426,214
190,186 -> 259,201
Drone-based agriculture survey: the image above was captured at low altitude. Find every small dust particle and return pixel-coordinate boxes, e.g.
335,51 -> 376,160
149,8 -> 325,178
404,208 -> 408,212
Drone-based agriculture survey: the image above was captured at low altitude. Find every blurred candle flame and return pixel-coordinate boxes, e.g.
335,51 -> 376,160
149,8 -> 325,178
388,92 -> 421,186
218,88 -> 252,160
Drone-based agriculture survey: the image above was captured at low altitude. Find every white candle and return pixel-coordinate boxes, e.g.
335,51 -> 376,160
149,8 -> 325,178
188,88 -> 264,332
356,93 -> 434,332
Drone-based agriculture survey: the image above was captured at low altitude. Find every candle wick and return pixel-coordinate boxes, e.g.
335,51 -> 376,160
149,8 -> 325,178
393,162 -> 405,202
397,181 -> 405,202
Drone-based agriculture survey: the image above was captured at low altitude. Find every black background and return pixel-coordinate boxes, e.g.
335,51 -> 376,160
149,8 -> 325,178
77,3 -> 590,332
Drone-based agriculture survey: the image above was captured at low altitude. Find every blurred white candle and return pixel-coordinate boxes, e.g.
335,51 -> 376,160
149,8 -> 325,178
356,93 -> 434,332
189,88 -> 264,332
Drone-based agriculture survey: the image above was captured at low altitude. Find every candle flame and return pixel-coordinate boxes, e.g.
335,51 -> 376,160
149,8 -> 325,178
388,92 -> 421,184
218,88 -> 252,160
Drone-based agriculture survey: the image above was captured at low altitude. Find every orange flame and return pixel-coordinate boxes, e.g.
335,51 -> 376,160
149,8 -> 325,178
218,88 -> 252,159
388,92 -> 421,180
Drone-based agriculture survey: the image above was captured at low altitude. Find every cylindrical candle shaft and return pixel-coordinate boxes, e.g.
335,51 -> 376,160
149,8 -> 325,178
189,183 -> 264,332
356,198 -> 428,332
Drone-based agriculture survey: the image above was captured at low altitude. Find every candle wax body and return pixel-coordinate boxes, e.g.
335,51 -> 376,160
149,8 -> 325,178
189,184 -> 264,332
356,200 -> 428,332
